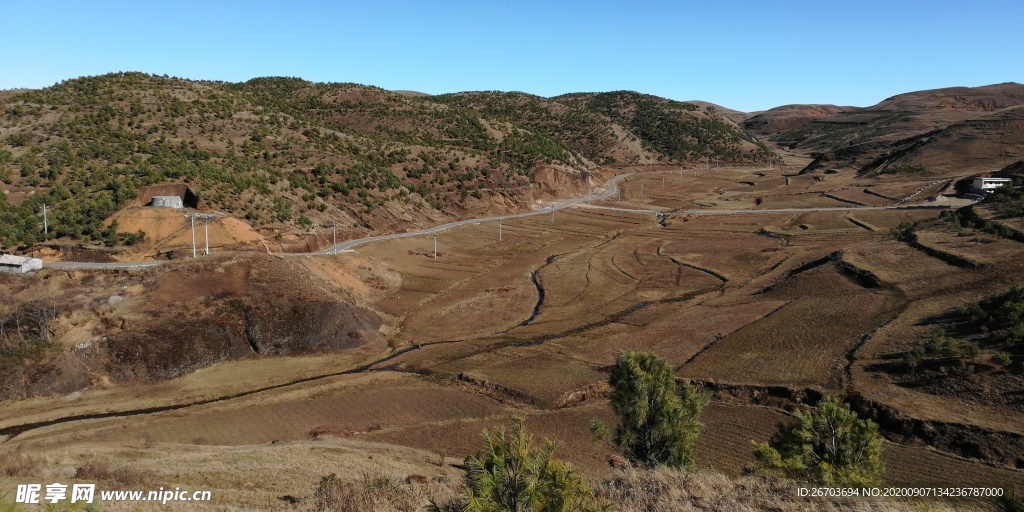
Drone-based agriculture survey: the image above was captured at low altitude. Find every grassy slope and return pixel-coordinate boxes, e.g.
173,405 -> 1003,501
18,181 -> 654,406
758,83 -> 1024,176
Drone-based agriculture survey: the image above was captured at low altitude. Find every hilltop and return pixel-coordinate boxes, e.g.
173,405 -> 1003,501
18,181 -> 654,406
0,74 -> 774,252
745,82 -> 1024,176
553,90 -> 779,165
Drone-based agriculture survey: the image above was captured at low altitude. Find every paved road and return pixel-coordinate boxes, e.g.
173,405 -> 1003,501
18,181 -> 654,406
578,204 -> 947,216
39,171 -> 641,270
43,261 -> 163,271
39,168 -> 951,269
313,171 -> 640,254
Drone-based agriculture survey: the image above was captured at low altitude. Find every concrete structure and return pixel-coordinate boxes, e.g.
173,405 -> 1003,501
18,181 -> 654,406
972,177 -> 1013,194
0,254 -> 43,274
138,184 -> 199,209
150,195 -> 184,208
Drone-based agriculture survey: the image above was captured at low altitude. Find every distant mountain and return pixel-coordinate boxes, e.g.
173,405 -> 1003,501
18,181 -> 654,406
685,100 -> 752,125
743,104 -> 855,138
391,90 -> 431,97
746,83 -> 1024,176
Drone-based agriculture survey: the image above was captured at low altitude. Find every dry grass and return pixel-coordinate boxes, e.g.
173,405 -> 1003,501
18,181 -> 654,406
450,350 -> 606,406
914,225 -> 1022,266
0,449 -> 42,477
825,188 -> 895,207
595,469 -> 971,512
0,437 -> 469,511
306,467 -> 990,512
5,164 -> 1023,510
309,473 -> 458,512
74,373 -> 507,447
783,211 -> 867,231
74,460 -> 156,489
866,181 -> 937,201
682,284 -> 897,387
657,230 -> 788,284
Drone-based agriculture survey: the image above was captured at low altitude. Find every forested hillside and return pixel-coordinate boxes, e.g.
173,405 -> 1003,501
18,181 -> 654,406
553,90 -> 780,164
0,73 -> 773,249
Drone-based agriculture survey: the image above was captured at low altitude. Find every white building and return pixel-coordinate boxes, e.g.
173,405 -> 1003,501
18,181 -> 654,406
0,254 -> 43,274
971,177 -> 1013,194
150,195 -> 184,208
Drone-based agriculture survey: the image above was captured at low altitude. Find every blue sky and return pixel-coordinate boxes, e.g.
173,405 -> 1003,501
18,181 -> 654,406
1,0 -> 1021,112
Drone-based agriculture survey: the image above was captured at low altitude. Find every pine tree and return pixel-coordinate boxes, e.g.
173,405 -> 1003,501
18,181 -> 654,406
431,419 -> 606,512
752,396 -> 885,487
594,350 -> 709,469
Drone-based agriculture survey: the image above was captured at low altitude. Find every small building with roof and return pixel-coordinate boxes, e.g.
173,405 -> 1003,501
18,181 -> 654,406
0,254 -> 43,274
971,177 -> 1013,195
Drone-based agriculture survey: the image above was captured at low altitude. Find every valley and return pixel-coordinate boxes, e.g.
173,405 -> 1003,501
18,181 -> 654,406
2,77 -> 1024,510
4,159 -> 1023,509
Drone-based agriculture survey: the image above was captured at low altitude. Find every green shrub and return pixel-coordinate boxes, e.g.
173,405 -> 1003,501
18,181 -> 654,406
891,221 -> 917,242
993,352 -> 1013,367
593,351 -> 708,469
752,396 -> 884,487
431,419 -> 606,512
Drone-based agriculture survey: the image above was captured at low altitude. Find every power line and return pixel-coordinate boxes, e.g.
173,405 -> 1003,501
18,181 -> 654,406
184,212 -> 223,258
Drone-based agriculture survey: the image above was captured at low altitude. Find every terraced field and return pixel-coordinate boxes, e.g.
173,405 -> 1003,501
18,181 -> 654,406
3,164 -> 1023,506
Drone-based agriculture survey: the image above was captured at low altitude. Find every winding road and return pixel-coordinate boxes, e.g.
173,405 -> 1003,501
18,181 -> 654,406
42,169 -> 951,270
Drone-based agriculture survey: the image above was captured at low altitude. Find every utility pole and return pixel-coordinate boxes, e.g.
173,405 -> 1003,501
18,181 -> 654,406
203,217 -> 211,255
432,232 -> 437,259
185,212 -> 222,258
188,215 -> 196,258
617,188 -> 621,201
680,168 -> 683,180
498,218 -> 502,241
550,207 -> 555,224
332,221 -> 337,255
41,204 -> 48,235
640,181 -> 644,196
662,175 -> 665,188
587,188 -> 591,204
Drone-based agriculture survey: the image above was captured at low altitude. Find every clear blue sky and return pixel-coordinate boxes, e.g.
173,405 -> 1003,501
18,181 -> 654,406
2,0 -> 1021,112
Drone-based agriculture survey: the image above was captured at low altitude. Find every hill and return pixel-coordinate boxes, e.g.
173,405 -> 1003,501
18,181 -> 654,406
0,74 -> 777,251
743,104 -> 855,137
0,73 -> 590,251
553,90 -> 780,165
430,91 -> 658,166
746,83 -> 1024,176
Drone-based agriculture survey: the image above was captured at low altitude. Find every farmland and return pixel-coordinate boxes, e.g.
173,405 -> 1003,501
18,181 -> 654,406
2,162 -> 1023,509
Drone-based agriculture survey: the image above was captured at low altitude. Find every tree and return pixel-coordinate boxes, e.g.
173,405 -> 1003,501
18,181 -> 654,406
431,419 -> 606,512
593,350 -> 709,469
752,396 -> 885,487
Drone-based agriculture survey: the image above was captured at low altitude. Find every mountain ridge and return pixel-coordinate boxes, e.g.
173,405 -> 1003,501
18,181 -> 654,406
0,73 -> 773,250
744,82 -> 1024,176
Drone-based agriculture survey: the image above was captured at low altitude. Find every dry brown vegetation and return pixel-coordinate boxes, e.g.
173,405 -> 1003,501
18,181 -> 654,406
3,136 -> 1024,508
745,82 -> 1024,178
